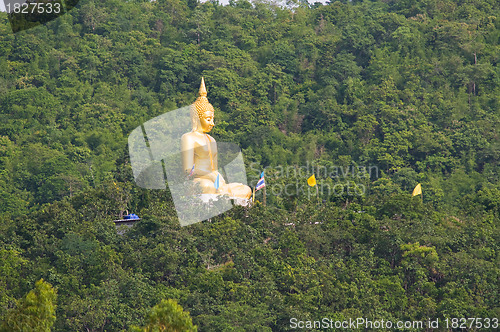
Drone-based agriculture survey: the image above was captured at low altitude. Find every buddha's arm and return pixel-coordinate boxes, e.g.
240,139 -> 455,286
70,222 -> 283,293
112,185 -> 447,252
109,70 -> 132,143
207,135 -> 224,183
207,134 -> 218,171
180,134 -> 195,174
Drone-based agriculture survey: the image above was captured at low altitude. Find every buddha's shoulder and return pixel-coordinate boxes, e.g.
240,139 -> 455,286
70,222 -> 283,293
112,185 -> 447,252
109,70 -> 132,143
181,132 -> 205,143
181,131 -> 197,139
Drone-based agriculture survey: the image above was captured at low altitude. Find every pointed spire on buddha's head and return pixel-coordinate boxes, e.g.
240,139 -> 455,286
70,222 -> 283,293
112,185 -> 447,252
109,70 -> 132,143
198,77 -> 207,97
193,77 -> 214,119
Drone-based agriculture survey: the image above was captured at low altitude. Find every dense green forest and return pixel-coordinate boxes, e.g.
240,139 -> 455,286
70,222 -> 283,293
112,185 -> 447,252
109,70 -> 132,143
0,0 -> 499,330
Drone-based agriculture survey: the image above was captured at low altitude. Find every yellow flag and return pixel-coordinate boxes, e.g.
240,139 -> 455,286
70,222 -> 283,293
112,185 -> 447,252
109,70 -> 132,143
307,174 -> 317,187
252,188 -> 256,203
412,183 -> 422,197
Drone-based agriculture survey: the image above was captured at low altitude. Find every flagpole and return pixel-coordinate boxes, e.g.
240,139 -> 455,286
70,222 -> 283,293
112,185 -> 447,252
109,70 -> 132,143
263,186 -> 267,206
316,185 -> 319,205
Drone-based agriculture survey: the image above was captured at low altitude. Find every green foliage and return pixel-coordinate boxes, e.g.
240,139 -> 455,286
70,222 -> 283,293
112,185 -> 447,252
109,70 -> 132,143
0,0 -> 499,330
0,249 -> 27,317
0,279 -> 57,332
130,299 -> 197,332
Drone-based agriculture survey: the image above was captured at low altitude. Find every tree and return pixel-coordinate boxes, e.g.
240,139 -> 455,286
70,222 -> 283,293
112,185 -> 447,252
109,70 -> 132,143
130,299 -> 197,332
0,249 -> 27,318
0,279 -> 57,332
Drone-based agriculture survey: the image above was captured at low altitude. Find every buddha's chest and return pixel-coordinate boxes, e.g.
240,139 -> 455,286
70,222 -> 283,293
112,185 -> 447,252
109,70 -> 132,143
194,138 -> 217,159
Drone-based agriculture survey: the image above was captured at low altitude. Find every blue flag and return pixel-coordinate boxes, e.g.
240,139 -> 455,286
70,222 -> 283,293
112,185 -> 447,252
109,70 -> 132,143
214,174 -> 220,190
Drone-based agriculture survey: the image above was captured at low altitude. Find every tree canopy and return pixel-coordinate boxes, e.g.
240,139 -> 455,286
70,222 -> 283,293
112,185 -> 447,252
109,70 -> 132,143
0,0 -> 499,330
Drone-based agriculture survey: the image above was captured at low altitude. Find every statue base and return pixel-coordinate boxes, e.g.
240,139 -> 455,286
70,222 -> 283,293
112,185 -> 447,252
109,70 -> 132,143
232,197 -> 252,207
196,194 -> 251,207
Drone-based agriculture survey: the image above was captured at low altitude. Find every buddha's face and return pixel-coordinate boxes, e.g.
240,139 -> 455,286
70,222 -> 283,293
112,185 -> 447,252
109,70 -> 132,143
199,111 -> 214,133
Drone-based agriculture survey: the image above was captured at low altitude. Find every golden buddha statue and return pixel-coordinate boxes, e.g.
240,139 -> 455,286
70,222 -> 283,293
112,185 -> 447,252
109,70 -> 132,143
181,78 -> 252,199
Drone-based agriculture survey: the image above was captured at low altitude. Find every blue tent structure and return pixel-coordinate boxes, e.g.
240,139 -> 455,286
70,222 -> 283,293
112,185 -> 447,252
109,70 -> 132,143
123,213 -> 140,220
113,213 -> 141,234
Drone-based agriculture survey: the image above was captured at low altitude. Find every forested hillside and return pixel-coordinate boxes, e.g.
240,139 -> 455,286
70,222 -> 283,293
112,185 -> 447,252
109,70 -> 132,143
0,0 -> 499,330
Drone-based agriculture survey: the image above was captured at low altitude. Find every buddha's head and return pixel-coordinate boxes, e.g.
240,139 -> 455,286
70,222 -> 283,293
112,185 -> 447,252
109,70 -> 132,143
191,78 -> 215,133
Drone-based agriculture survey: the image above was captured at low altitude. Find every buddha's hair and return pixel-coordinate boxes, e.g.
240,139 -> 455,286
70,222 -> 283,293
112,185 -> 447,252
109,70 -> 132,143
191,78 -> 214,130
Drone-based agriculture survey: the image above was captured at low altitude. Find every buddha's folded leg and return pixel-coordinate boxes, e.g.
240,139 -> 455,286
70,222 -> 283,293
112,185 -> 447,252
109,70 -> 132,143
226,183 -> 252,199
193,178 -> 217,194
